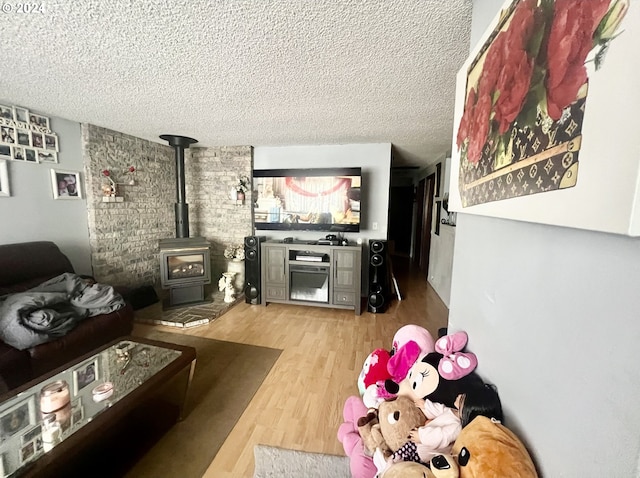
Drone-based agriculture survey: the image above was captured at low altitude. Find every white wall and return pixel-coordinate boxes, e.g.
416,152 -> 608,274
0,108 -> 92,274
253,143 -> 392,243
427,156 -> 456,306
428,224 -> 455,307
447,2 -> 640,476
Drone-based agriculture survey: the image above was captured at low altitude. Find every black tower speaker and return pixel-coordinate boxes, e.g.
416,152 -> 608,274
244,235 -> 266,304
367,239 -> 389,314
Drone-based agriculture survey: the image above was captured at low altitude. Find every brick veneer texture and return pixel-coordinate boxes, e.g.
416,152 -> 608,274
81,124 -> 252,291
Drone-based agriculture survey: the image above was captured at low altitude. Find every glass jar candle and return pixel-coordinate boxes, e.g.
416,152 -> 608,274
41,413 -> 61,452
40,380 -> 70,414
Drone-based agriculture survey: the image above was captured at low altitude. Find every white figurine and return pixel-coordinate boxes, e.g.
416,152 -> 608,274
218,272 -> 236,303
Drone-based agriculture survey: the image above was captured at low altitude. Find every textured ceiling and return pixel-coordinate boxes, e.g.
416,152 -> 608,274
0,1 -> 472,168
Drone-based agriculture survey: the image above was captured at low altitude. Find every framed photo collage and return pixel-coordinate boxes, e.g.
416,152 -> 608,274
0,104 -> 59,165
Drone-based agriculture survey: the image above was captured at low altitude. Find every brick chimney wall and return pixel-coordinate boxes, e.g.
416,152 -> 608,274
82,124 -> 252,289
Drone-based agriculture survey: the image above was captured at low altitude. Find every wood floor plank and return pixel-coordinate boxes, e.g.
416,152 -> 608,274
132,256 -> 447,477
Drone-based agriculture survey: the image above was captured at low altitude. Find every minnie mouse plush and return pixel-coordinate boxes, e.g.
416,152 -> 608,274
385,331 -> 479,406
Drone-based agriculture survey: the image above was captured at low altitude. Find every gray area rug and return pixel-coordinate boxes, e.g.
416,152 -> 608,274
253,444 -> 350,478
124,331 -> 282,478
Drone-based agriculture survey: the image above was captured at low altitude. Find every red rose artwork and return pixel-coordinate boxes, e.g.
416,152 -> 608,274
545,0 -> 610,120
455,0 -> 628,208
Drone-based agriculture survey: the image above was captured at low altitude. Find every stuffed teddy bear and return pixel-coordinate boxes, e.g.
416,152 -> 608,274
358,395 -> 428,476
381,461 -> 434,478
358,395 -> 426,457
357,410 -> 390,457
451,416 -> 538,478
381,454 -> 459,478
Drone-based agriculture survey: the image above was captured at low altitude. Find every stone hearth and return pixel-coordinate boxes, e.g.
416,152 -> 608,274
134,291 -> 243,328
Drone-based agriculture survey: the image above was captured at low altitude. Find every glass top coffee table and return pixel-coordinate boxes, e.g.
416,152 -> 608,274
0,336 -> 196,477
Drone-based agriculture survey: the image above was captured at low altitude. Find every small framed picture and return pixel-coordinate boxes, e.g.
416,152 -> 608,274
12,147 -> 25,162
14,106 -> 28,124
72,358 -> 99,394
44,134 -> 58,151
28,113 -> 49,130
71,404 -> 84,428
38,151 -> 57,163
24,149 -> 37,163
0,395 -> 36,441
0,146 -> 10,160
16,130 -> 30,146
21,424 -> 42,445
50,169 -> 82,200
0,160 -> 10,198
31,132 -> 43,148
0,126 -> 15,145
0,105 -> 12,120
19,441 -> 35,465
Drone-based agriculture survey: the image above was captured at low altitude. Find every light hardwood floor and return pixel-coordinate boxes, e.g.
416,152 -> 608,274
132,256 -> 448,478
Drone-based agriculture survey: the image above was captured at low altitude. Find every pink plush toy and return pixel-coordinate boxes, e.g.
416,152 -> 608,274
337,396 -> 378,478
387,325 -> 436,382
358,348 -> 395,408
358,348 -> 392,394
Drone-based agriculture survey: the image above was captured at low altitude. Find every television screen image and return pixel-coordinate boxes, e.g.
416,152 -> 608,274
253,168 -> 361,232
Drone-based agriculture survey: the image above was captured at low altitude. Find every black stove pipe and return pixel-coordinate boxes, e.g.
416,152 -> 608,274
160,134 -> 198,238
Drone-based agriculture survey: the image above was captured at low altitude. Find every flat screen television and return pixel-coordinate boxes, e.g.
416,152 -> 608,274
253,167 -> 361,232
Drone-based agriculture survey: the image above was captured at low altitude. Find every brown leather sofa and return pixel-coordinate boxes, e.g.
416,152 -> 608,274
0,241 -> 134,390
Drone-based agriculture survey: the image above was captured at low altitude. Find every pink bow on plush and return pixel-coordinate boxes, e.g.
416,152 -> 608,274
434,331 -> 478,380
387,340 -> 422,383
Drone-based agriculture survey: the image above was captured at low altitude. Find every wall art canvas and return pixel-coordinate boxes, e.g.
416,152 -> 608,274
450,0 -> 640,236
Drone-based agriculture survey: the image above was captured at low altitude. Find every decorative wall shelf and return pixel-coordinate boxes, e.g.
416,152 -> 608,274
102,196 -> 124,203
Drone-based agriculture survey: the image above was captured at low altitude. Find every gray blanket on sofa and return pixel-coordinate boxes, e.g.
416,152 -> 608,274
0,273 -> 125,351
